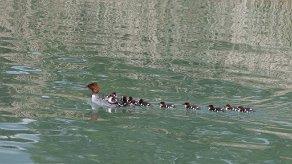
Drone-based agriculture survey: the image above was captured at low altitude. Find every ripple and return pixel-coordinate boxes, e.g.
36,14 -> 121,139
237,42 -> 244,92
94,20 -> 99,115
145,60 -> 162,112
0,118 -> 39,164
5,71 -> 30,75
0,47 -> 13,53
254,138 -> 270,145
41,95 -> 51,99
5,65 -> 41,75
0,124 -> 30,131
0,119 -> 36,131
31,51 -> 43,55
279,97 -> 288,100
97,74 -> 109,78
0,136 -> 8,139
246,128 -> 292,140
53,80 -> 76,89
14,134 -> 40,143
240,137 -> 270,145
212,142 -> 271,150
57,57 -> 85,63
0,145 -> 26,151
11,66 -> 41,72
20,118 -> 36,124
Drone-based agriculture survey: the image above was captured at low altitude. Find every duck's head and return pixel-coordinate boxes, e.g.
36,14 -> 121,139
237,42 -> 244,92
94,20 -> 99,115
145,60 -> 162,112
82,82 -> 101,94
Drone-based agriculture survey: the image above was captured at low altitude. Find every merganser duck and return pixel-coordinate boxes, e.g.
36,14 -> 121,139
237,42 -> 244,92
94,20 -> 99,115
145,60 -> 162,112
183,102 -> 199,110
160,102 -> 176,108
208,105 -> 224,112
82,82 -> 117,109
82,82 -> 102,105
224,104 -> 238,111
127,96 -> 136,105
106,92 -> 118,104
118,96 -> 128,107
224,104 -> 233,111
136,99 -> 151,107
237,106 -> 254,113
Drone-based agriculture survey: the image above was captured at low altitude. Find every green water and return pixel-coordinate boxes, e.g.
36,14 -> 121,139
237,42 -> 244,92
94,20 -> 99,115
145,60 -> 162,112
1,0 -> 292,163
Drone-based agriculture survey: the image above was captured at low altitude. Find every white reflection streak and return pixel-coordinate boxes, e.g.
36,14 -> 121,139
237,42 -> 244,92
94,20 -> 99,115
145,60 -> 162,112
246,128 -> 292,140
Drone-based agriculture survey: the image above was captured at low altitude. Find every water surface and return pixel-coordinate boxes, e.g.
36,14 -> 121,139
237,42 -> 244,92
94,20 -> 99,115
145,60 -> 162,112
0,0 -> 292,163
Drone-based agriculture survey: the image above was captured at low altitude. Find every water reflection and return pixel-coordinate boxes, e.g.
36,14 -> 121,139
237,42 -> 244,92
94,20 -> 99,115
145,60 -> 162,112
1,1 -> 290,83
0,0 -> 290,126
0,112 -> 38,163
0,0 -> 292,163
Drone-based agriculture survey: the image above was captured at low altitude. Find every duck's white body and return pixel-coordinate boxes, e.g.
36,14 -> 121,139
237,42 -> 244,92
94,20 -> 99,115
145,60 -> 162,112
90,94 -> 117,113
90,94 -> 115,106
82,82 -> 117,113
91,94 -> 102,105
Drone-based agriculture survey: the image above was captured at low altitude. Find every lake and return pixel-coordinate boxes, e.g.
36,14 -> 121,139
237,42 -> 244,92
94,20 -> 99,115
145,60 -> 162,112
0,0 -> 292,163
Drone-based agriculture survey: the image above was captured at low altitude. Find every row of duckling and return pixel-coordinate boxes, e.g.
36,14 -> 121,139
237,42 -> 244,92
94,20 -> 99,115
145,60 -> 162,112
104,92 -> 151,107
104,92 -> 254,113
208,104 -> 254,113
164,102 -> 254,113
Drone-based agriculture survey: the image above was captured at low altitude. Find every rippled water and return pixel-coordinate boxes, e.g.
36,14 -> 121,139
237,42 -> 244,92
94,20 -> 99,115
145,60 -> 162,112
1,0 -> 292,163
